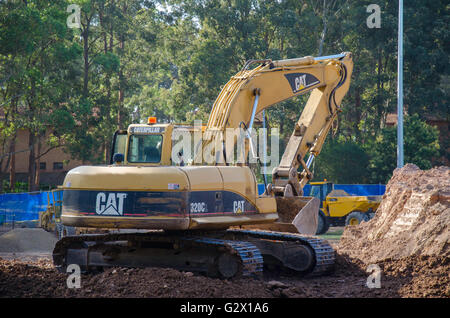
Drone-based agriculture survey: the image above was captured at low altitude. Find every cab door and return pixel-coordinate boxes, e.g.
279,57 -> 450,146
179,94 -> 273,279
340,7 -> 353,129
110,130 -> 128,164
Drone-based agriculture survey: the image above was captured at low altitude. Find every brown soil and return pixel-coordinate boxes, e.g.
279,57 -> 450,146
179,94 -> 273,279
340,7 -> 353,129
0,253 -> 448,298
0,165 -> 448,298
275,197 -> 310,222
327,189 -> 350,197
338,164 -> 449,263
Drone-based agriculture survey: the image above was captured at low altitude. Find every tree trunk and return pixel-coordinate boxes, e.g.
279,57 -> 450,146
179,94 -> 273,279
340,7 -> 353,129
105,139 -> 111,164
82,26 -> 90,99
318,0 -> 328,56
34,136 -> 41,189
354,87 -> 362,141
318,20 -> 327,56
117,35 -> 125,129
98,2 -> 108,53
117,2 -> 128,130
81,11 -> 93,100
0,139 -> 10,193
9,134 -> 16,192
377,48 -> 383,127
28,131 -> 37,192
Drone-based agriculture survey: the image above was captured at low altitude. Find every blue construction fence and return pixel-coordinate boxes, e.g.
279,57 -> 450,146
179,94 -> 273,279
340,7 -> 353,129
257,183 -> 386,196
0,191 -> 59,227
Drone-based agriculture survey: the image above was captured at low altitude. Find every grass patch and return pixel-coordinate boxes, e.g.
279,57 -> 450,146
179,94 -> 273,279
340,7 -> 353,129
318,227 -> 344,240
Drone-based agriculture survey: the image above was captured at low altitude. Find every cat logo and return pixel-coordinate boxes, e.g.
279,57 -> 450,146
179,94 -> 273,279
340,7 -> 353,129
294,74 -> 307,91
284,73 -> 320,94
233,200 -> 245,214
95,192 -> 127,216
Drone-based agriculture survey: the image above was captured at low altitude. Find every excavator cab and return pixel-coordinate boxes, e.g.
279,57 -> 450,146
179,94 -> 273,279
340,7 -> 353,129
109,119 -> 206,167
109,119 -> 174,166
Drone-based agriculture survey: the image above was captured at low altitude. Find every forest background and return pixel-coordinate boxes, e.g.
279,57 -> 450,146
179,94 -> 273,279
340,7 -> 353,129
0,0 -> 448,191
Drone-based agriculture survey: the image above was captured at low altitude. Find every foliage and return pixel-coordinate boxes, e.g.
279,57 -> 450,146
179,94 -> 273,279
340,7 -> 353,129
313,137 -> 370,184
0,0 -> 447,191
366,114 -> 440,183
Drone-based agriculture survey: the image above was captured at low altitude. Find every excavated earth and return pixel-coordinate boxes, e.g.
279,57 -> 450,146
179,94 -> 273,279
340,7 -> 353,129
0,164 -> 448,298
0,253 -> 448,298
338,164 -> 449,263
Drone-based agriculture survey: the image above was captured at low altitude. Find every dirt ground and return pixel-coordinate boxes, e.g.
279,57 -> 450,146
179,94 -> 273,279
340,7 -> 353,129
0,242 -> 448,298
0,165 -> 448,298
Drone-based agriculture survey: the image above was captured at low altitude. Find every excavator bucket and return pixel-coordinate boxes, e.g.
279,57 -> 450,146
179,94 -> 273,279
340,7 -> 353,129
275,196 -> 319,235
290,197 -> 320,235
241,196 -> 319,235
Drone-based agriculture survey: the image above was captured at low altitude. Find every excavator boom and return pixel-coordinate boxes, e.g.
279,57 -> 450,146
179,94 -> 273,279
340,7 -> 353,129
199,52 -> 353,197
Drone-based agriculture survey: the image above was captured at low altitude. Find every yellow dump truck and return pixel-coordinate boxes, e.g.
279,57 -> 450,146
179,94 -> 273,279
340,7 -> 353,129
310,181 -> 382,234
39,189 -> 76,239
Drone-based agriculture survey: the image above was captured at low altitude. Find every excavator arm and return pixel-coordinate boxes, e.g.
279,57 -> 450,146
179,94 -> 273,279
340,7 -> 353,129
199,52 -> 353,197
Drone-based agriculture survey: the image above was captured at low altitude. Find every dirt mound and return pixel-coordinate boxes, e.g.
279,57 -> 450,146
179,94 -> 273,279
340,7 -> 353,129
338,164 -> 450,264
328,190 -> 350,197
0,228 -> 58,253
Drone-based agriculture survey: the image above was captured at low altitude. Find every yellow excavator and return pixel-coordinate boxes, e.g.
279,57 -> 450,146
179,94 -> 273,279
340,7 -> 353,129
53,52 -> 353,278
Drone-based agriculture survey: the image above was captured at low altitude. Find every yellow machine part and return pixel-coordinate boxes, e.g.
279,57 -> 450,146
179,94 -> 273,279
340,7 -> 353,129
61,165 -> 278,231
323,195 -> 381,218
39,208 -> 55,232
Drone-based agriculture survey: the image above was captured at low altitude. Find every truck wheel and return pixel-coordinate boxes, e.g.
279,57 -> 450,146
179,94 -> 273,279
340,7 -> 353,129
316,210 -> 330,235
345,211 -> 369,226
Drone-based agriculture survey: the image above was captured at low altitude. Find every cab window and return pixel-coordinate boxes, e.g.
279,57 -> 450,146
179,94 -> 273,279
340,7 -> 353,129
128,134 -> 163,163
113,133 -> 127,155
109,130 -> 127,164
310,186 -> 320,198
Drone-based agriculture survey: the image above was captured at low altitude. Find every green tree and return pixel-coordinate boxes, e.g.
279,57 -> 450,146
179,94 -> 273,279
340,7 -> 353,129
367,114 -> 440,183
1,0 -> 447,192
0,0 -> 82,191
313,137 -> 370,184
